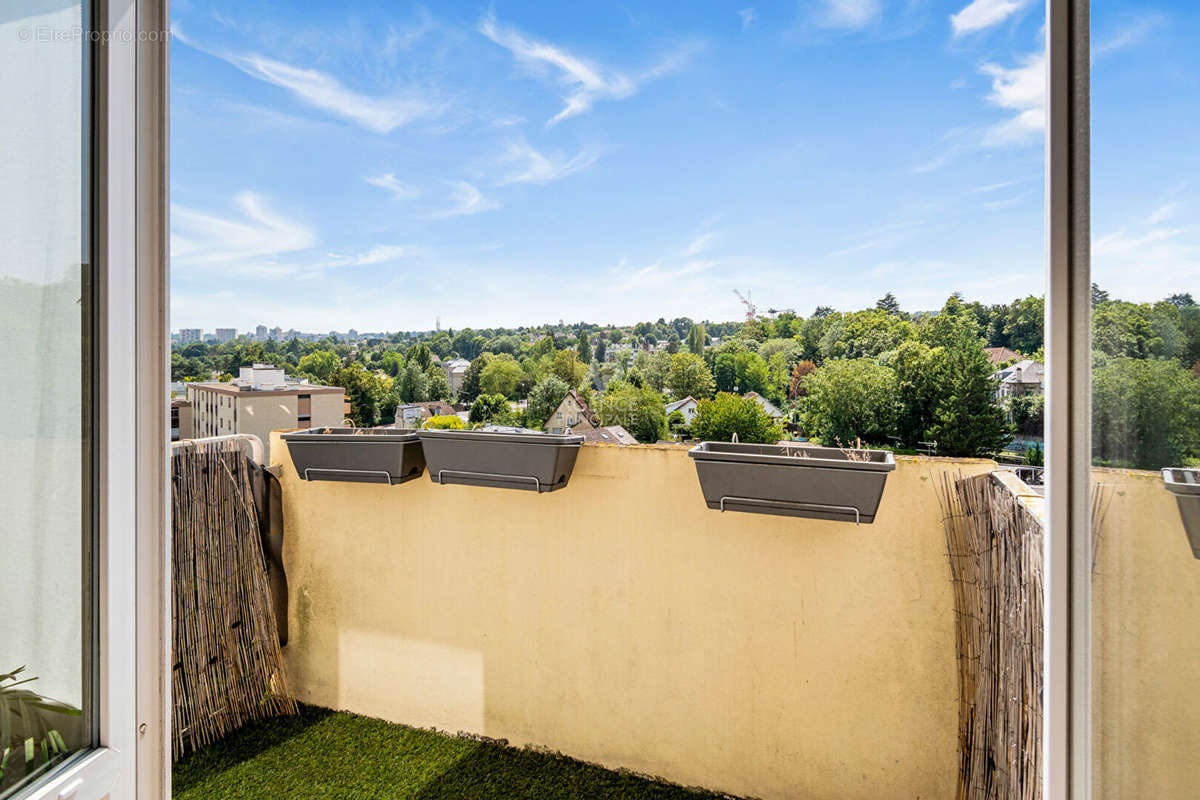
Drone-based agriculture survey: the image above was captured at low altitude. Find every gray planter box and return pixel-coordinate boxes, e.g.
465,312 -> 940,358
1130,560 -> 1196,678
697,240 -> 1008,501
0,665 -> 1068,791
281,428 -> 426,485
417,427 -> 583,492
1162,468 -> 1200,559
688,442 -> 896,523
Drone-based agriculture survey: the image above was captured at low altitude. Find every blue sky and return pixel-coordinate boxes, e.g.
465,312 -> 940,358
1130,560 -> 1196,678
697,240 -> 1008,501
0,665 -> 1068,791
169,1 -> 1200,332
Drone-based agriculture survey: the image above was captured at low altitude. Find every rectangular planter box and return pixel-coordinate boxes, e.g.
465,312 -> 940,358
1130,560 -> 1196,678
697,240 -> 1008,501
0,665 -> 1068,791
281,428 -> 426,485
417,427 -> 583,492
1162,468 -> 1200,559
688,442 -> 895,523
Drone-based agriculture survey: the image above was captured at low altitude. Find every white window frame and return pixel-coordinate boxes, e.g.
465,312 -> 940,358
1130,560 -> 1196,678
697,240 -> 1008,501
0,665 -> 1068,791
18,0 -> 170,798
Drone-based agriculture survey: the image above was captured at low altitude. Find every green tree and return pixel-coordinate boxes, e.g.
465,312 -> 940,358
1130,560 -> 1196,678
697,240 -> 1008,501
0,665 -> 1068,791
297,350 -> 340,383
395,362 -> 429,404
875,292 -> 902,315
637,350 -> 672,393
889,340 -> 941,447
577,331 -> 592,364
687,323 -> 707,356
733,351 -> 770,395
331,363 -> 386,427
596,381 -> 667,443
818,309 -> 913,360
803,358 -> 897,445
927,334 -> 1012,457
594,338 -> 607,363
480,354 -> 524,397
468,394 -> 518,426
1004,296 -> 1045,354
690,392 -> 785,443
525,376 -> 570,430
787,360 -> 816,400
425,364 -> 451,401
665,352 -> 715,399
457,354 -> 491,404
714,352 -> 737,393
547,349 -> 588,389
1093,357 -> 1200,469
409,343 -> 432,370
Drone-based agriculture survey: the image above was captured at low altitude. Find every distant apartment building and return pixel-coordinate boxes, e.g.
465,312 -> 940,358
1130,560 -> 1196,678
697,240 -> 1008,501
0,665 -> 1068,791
443,358 -> 471,397
255,324 -> 268,340
178,328 -> 202,344
186,363 -> 344,459
214,328 -> 237,344
170,399 -> 193,442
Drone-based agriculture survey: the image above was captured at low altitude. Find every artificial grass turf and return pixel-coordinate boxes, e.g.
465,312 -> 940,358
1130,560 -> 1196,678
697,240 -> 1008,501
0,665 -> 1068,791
172,705 -> 745,800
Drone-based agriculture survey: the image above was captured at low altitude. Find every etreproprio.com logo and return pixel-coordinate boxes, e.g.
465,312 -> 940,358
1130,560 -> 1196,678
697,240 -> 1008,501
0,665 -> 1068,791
16,26 -> 171,44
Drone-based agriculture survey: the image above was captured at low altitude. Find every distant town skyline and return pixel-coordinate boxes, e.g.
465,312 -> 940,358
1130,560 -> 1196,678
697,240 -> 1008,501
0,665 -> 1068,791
170,1 -> 1199,330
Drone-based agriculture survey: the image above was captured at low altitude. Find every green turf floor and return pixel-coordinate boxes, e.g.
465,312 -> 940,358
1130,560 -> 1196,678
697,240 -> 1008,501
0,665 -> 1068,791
173,705 -> 742,800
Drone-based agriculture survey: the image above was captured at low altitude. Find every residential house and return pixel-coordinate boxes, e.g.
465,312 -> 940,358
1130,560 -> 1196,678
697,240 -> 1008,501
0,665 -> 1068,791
984,346 -> 1021,365
546,389 -> 597,434
170,398 -> 193,442
744,391 -> 784,420
992,359 -> 1045,399
664,396 -> 699,425
395,400 -> 458,428
578,425 -> 637,445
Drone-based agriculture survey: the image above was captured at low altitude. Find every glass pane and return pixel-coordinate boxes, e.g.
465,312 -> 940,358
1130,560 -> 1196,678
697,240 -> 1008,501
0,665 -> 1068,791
1091,2 -> 1200,798
0,0 -> 94,795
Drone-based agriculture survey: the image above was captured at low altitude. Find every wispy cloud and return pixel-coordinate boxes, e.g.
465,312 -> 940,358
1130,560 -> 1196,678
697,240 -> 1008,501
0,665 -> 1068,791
324,245 -> 415,267
683,232 -> 717,257
828,220 -> 927,257
983,189 -> 1035,210
172,23 -> 441,134
950,0 -> 1034,37
969,175 -> 1038,194
1094,13 -> 1166,58
496,139 -> 601,185
812,0 -> 882,30
366,173 -> 420,199
1147,202 -> 1180,225
479,11 -> 699,126
431,181 -> 500,219
615,259 -> 717,291
980,51 -> 1045,146
171,192 -> 316,275
739,8 -> 757,31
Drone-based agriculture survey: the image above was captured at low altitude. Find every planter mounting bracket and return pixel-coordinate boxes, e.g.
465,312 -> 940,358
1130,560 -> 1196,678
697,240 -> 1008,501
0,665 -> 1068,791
437,468 -> 542,492
303,467 -> 399,485
718,495 -> 862,525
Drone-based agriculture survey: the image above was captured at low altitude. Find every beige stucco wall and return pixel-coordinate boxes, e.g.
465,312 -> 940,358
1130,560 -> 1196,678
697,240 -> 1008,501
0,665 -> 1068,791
1092,468 -> 1200,800
272,435 -> 993,800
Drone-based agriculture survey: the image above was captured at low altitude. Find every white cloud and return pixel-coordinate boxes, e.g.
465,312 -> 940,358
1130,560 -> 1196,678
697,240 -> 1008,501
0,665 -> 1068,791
983,190 -> 1035,210
479,12 -> 698,126
366,173 -> 420,199
172,23 -> 439,134
1147,202 -> 1180,225
1094,226 -> 1191,257
980,51 -> 1045,146
431,181 -> 500,219
739,8 -> 757,31
813,0 -> 881,30
324,245 -> 414,267
171,192 -> 316,275
1094,13 -> 1166,58
683,233 -> 718,257
615,259 -> 717,291
950,0 -> 1034,37
497,140 -> 600,185
969,176 -> 1038,194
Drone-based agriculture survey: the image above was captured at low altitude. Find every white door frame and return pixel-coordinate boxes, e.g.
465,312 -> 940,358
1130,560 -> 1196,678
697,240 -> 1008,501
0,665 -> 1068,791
19,1 -> 170,798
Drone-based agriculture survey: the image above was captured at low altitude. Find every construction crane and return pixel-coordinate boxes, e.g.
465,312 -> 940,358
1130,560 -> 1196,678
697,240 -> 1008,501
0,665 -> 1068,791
733,289 -> 756,321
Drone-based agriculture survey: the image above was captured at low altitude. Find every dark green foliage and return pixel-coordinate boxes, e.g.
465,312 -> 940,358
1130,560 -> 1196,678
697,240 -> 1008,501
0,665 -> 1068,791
690,393 -> 784,444
927,334 -> 1012,457
457,354 -> 490,405
332,363 -> 386,427
802,358 -> 896,445
890,341 -> 940,447
468,394 -> 517,426
1008,393 -> 1044,436
1093,357 -> 1200,469
596,382 -> 668,443
1024,442 -> 1044,466
577,331 -> 592,364
525,376 -> 570,430
173,705 -> 741,800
